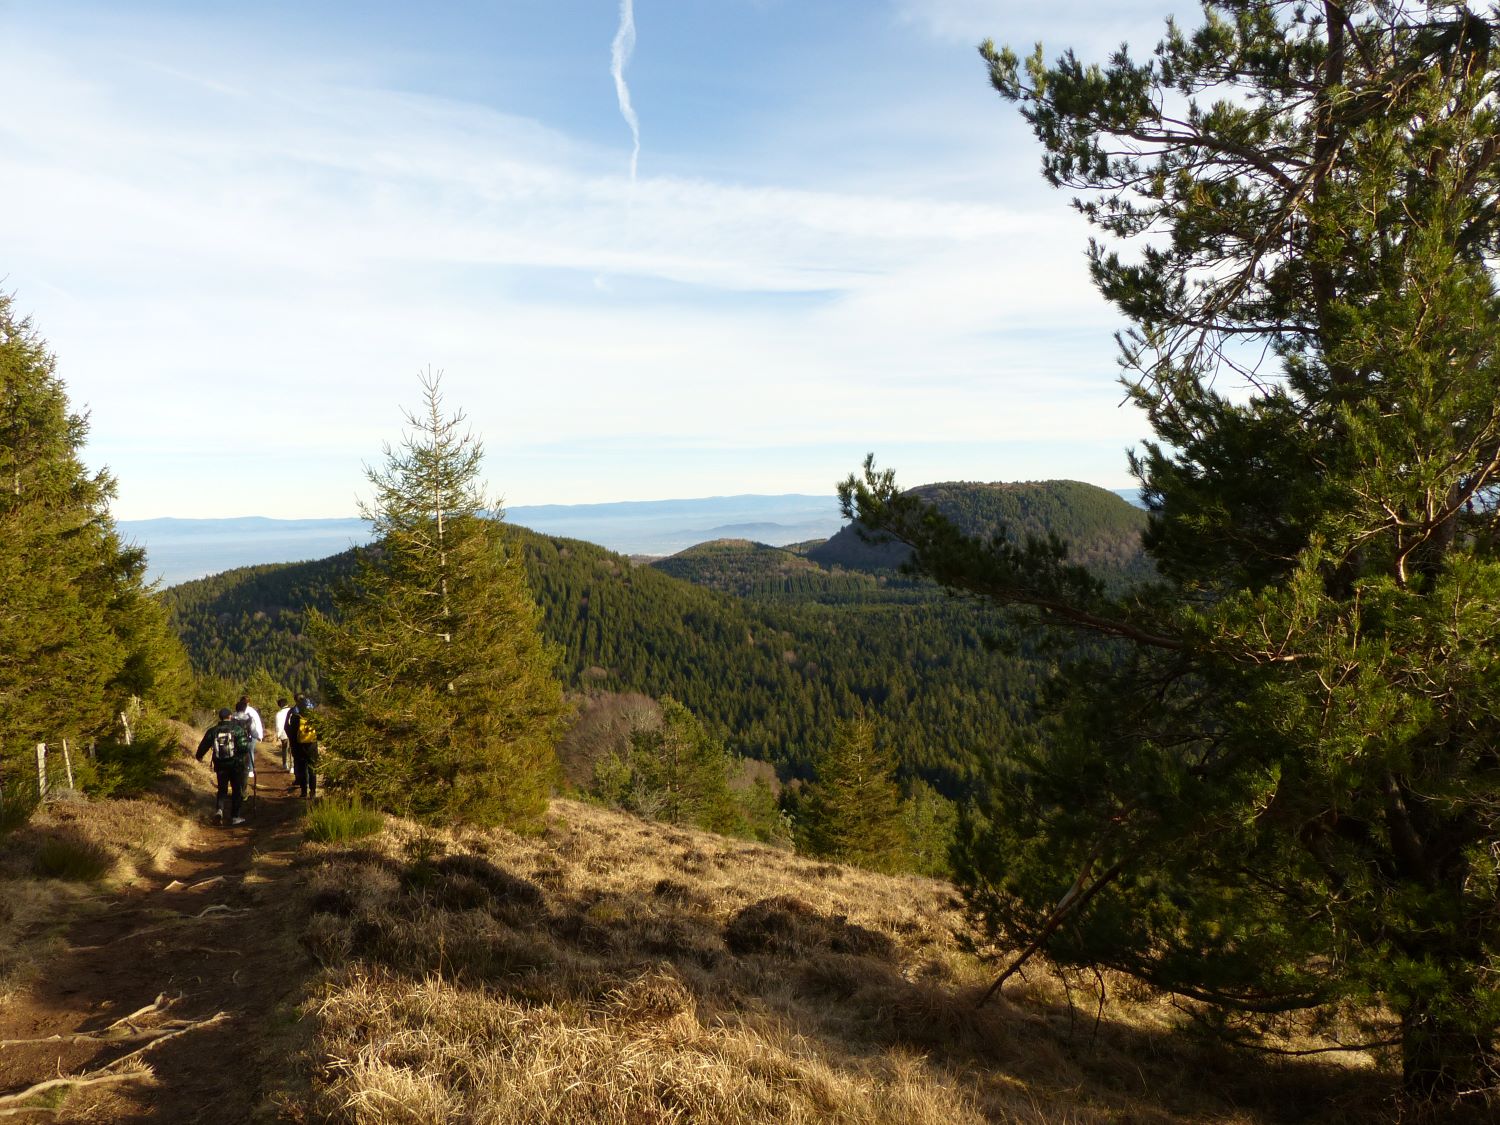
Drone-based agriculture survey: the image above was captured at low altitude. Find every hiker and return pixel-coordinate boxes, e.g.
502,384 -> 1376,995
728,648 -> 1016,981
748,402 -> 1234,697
273,697 -> 291,769
195,707 -> 252,825
286,696 -> 320,799
232,695 -> 265,779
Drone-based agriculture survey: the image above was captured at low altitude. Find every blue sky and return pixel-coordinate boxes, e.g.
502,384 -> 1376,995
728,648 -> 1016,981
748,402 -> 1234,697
1,1 -> 1197,518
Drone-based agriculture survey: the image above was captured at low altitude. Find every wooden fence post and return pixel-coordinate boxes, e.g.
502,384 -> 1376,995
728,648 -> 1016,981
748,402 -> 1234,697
36,743 -> 47,800
62,739 -> 75,791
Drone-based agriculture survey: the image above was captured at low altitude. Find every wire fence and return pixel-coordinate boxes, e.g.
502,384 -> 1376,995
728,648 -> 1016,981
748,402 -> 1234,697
0,741 -> 80,809
0,707 -> 130,814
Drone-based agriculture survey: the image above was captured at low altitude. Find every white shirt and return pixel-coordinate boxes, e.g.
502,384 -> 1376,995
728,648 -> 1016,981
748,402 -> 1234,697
273,706 -> 291,739
234,706 -> 265,742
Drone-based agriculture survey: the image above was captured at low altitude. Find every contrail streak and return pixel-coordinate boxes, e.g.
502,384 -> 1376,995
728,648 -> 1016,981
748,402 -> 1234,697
611,0 -> 640,182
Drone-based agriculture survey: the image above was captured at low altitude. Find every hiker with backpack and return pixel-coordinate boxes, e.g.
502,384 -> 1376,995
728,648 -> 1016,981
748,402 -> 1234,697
232,695 -> 265,779
195,707 -> 253,825
286,696 -> 320,799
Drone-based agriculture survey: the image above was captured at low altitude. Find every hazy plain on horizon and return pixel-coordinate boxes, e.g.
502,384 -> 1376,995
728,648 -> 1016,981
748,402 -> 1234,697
127,493 -> 845,586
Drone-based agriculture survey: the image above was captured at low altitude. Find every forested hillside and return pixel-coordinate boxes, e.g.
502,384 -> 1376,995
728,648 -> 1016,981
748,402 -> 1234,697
162,552 -> 359,687
166,535 -> 1033,790
811,480 -> 1149,580
649,538 -> 882,600
162,481 -> 1145,791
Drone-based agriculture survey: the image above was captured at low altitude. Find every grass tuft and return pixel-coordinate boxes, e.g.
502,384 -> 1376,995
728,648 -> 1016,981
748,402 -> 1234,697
305,797 -> 386,844
31,834 -> 113,882
0,796 -> 36,837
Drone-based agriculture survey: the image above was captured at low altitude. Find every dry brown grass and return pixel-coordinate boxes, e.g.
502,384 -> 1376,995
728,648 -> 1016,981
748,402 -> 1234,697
0,878 -> 81,1002
0,725 -> 205,1001
292,799 -> 1397,1124
1,794 -> 195,880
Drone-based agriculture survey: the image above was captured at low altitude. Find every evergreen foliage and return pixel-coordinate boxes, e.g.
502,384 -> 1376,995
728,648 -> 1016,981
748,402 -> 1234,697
795,719 -> 908,874
192,674 -> 247,716
737,775 -> 794,848
0,295 -> 191,807
158,488 -> 1132,876
844,1 -> 1500,1100
165,552 -> 356,690
80,699 -> 183,798
651,538 -> 880,599
312,373 -> 565,830
163,528 -> 1057,792
591,697 -> 744,835
899,779 -> 960,879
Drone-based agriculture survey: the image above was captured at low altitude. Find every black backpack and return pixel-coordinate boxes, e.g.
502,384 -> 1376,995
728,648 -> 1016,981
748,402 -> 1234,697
232,713 -> 256,745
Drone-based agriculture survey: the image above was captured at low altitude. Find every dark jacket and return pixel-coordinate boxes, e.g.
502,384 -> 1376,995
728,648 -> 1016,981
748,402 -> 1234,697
196,720 -> 251,763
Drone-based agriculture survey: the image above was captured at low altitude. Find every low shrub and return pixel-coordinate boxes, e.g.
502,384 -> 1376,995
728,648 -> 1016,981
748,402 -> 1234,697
31,834 -> 113,881
81,704 -> 181,798
306,797 -> 386,844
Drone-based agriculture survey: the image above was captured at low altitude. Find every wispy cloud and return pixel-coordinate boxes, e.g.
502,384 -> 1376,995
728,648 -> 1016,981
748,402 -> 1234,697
0,13 -> 1140,518
611,0 -> 641,182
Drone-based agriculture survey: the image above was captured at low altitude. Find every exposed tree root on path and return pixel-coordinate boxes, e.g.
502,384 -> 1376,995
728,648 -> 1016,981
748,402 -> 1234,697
0,1010 -> 226,1115
0,1072 -> 145,1118
0,993 -> 218,1049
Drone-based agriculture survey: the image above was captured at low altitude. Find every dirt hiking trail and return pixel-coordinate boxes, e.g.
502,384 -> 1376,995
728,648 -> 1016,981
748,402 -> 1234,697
0,751 -> 311,1122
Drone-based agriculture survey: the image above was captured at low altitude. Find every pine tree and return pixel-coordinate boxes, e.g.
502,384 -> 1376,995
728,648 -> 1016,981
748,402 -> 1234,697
844,2 -> 1500,1100
0,295 -> 190,805
899,779 -> 959,878
313,371 -> 565,829
243,668 -> 290,713
100,535 -> 194,716
796,718 -> 907,873
595,697 -> 744,834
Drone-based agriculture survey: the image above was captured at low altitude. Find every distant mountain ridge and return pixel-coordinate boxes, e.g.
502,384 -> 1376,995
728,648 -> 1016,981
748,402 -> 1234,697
163,526 -> 1039,789
126,487 -> 1144,585
122,517 -> 373,587
123,495 -> 844,585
